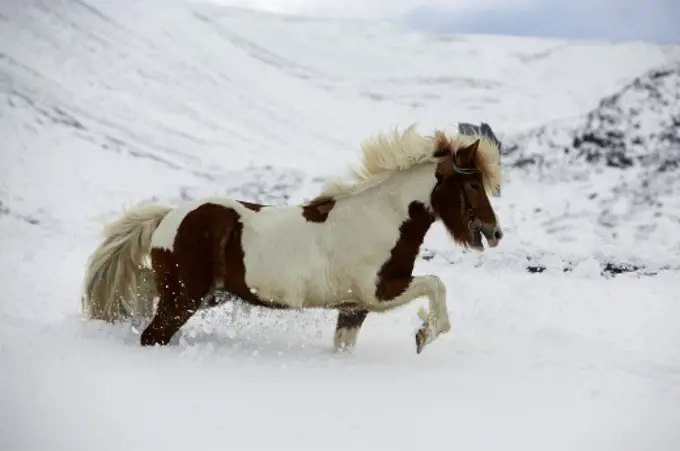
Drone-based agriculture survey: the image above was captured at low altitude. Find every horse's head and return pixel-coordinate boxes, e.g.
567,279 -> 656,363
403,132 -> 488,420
430,132 -> 503,251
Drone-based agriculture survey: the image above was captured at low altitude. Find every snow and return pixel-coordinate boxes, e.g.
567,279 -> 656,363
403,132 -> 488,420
502,64 -> 680,259
1,0 -> 680,449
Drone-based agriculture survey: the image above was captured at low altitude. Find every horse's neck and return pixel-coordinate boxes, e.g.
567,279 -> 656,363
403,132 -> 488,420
341,163 -> 438,219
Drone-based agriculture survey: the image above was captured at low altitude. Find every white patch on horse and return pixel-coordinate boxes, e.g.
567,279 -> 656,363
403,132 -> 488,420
150,196 -> 253,252
240,164 -> 438,309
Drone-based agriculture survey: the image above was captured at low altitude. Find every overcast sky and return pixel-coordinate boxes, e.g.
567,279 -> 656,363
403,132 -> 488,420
215,0 -> 680,44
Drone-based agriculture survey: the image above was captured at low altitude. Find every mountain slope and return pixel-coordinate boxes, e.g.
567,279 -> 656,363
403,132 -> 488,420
504,63 -> 680,172
3,0 -> 679,246
502,63 -> 680,254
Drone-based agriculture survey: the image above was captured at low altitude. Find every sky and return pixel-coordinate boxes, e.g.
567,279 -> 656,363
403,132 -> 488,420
212,0 -> 680,44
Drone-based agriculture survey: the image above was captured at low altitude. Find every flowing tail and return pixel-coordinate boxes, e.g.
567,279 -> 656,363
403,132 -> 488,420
81,204 -> 173,322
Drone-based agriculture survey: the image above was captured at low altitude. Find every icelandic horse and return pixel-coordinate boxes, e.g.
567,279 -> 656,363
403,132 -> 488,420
81,124 -> 503,354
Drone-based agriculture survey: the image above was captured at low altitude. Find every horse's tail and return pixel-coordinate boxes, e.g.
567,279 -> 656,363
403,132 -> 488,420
81,203 -> 173,323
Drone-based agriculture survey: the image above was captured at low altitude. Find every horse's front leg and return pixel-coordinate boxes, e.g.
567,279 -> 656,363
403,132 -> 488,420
334,309 -> 368,352
374,275 -> 451,354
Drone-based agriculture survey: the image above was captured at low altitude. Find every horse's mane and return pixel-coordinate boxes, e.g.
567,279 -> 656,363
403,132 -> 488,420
318,124 -> 502,199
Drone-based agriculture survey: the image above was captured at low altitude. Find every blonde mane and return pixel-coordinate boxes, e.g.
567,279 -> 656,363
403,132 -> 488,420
318,124 -> 502,199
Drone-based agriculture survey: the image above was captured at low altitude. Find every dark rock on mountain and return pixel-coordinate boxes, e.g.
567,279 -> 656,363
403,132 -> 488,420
498,63 -> 680,261
504,63 -> 680,177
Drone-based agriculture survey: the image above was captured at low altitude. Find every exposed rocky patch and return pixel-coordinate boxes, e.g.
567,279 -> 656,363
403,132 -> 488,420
504,63 -> 680,178
500,63 -> 680,249
418,246 -> 676,279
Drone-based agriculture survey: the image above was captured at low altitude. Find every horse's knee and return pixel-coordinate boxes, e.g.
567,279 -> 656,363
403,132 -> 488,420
426,275 -> 446,297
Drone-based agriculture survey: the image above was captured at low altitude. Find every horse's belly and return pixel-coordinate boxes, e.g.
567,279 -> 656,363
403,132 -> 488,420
243,254 -> 338,308
239,210 -> 392,308
240,226 -> 337,307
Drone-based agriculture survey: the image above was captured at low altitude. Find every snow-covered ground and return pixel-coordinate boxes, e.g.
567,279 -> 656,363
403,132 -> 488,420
1,1 -> 679,449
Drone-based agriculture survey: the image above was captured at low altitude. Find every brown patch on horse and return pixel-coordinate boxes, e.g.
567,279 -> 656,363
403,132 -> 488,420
140,202 -> 287,346
212,209 -> 236,290
375,201 -> 435,301
141,247 -> 205,346
301,196 -> 336,223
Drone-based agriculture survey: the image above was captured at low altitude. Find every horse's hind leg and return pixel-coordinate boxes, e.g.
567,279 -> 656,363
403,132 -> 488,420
212,210 -> 234,292
140,251 -> 200,346
141,292 -> 199,346
334,309 -> 368,352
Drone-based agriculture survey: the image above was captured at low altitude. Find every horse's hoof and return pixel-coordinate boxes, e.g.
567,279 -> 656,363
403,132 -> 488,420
415,328 -> 427,354
140,329 -> 171,347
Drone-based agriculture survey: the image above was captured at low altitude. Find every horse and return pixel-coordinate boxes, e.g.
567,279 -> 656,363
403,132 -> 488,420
81,124 -> 503,354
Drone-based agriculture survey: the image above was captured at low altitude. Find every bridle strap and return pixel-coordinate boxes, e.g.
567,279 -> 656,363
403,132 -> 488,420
435,156 -> 481,229
452,161 -> 478,175
458,186 -> 477,231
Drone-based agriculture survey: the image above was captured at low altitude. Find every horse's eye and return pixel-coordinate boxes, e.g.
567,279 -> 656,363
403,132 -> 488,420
469,182 -> 481,190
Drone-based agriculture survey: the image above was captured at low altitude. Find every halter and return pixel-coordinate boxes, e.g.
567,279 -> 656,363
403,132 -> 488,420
452,161 -> 478,176
451,161 -> 480,231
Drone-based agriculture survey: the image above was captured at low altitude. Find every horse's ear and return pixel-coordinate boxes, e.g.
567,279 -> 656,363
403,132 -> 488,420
455,139 -> 479,166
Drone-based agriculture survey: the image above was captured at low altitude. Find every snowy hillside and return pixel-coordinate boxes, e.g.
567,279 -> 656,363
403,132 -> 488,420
2,1 -> 680,450
504,63 -> 680,175
503,63 -> 680,257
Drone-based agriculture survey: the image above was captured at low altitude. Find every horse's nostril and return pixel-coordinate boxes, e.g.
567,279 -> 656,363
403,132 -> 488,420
494,229 -> 503,240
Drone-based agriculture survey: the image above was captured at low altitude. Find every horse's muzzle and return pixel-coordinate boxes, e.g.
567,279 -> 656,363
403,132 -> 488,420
480,224 -> 503,248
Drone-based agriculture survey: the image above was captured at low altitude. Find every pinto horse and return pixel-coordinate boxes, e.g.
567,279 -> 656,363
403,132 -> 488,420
81,125 -> 503,354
